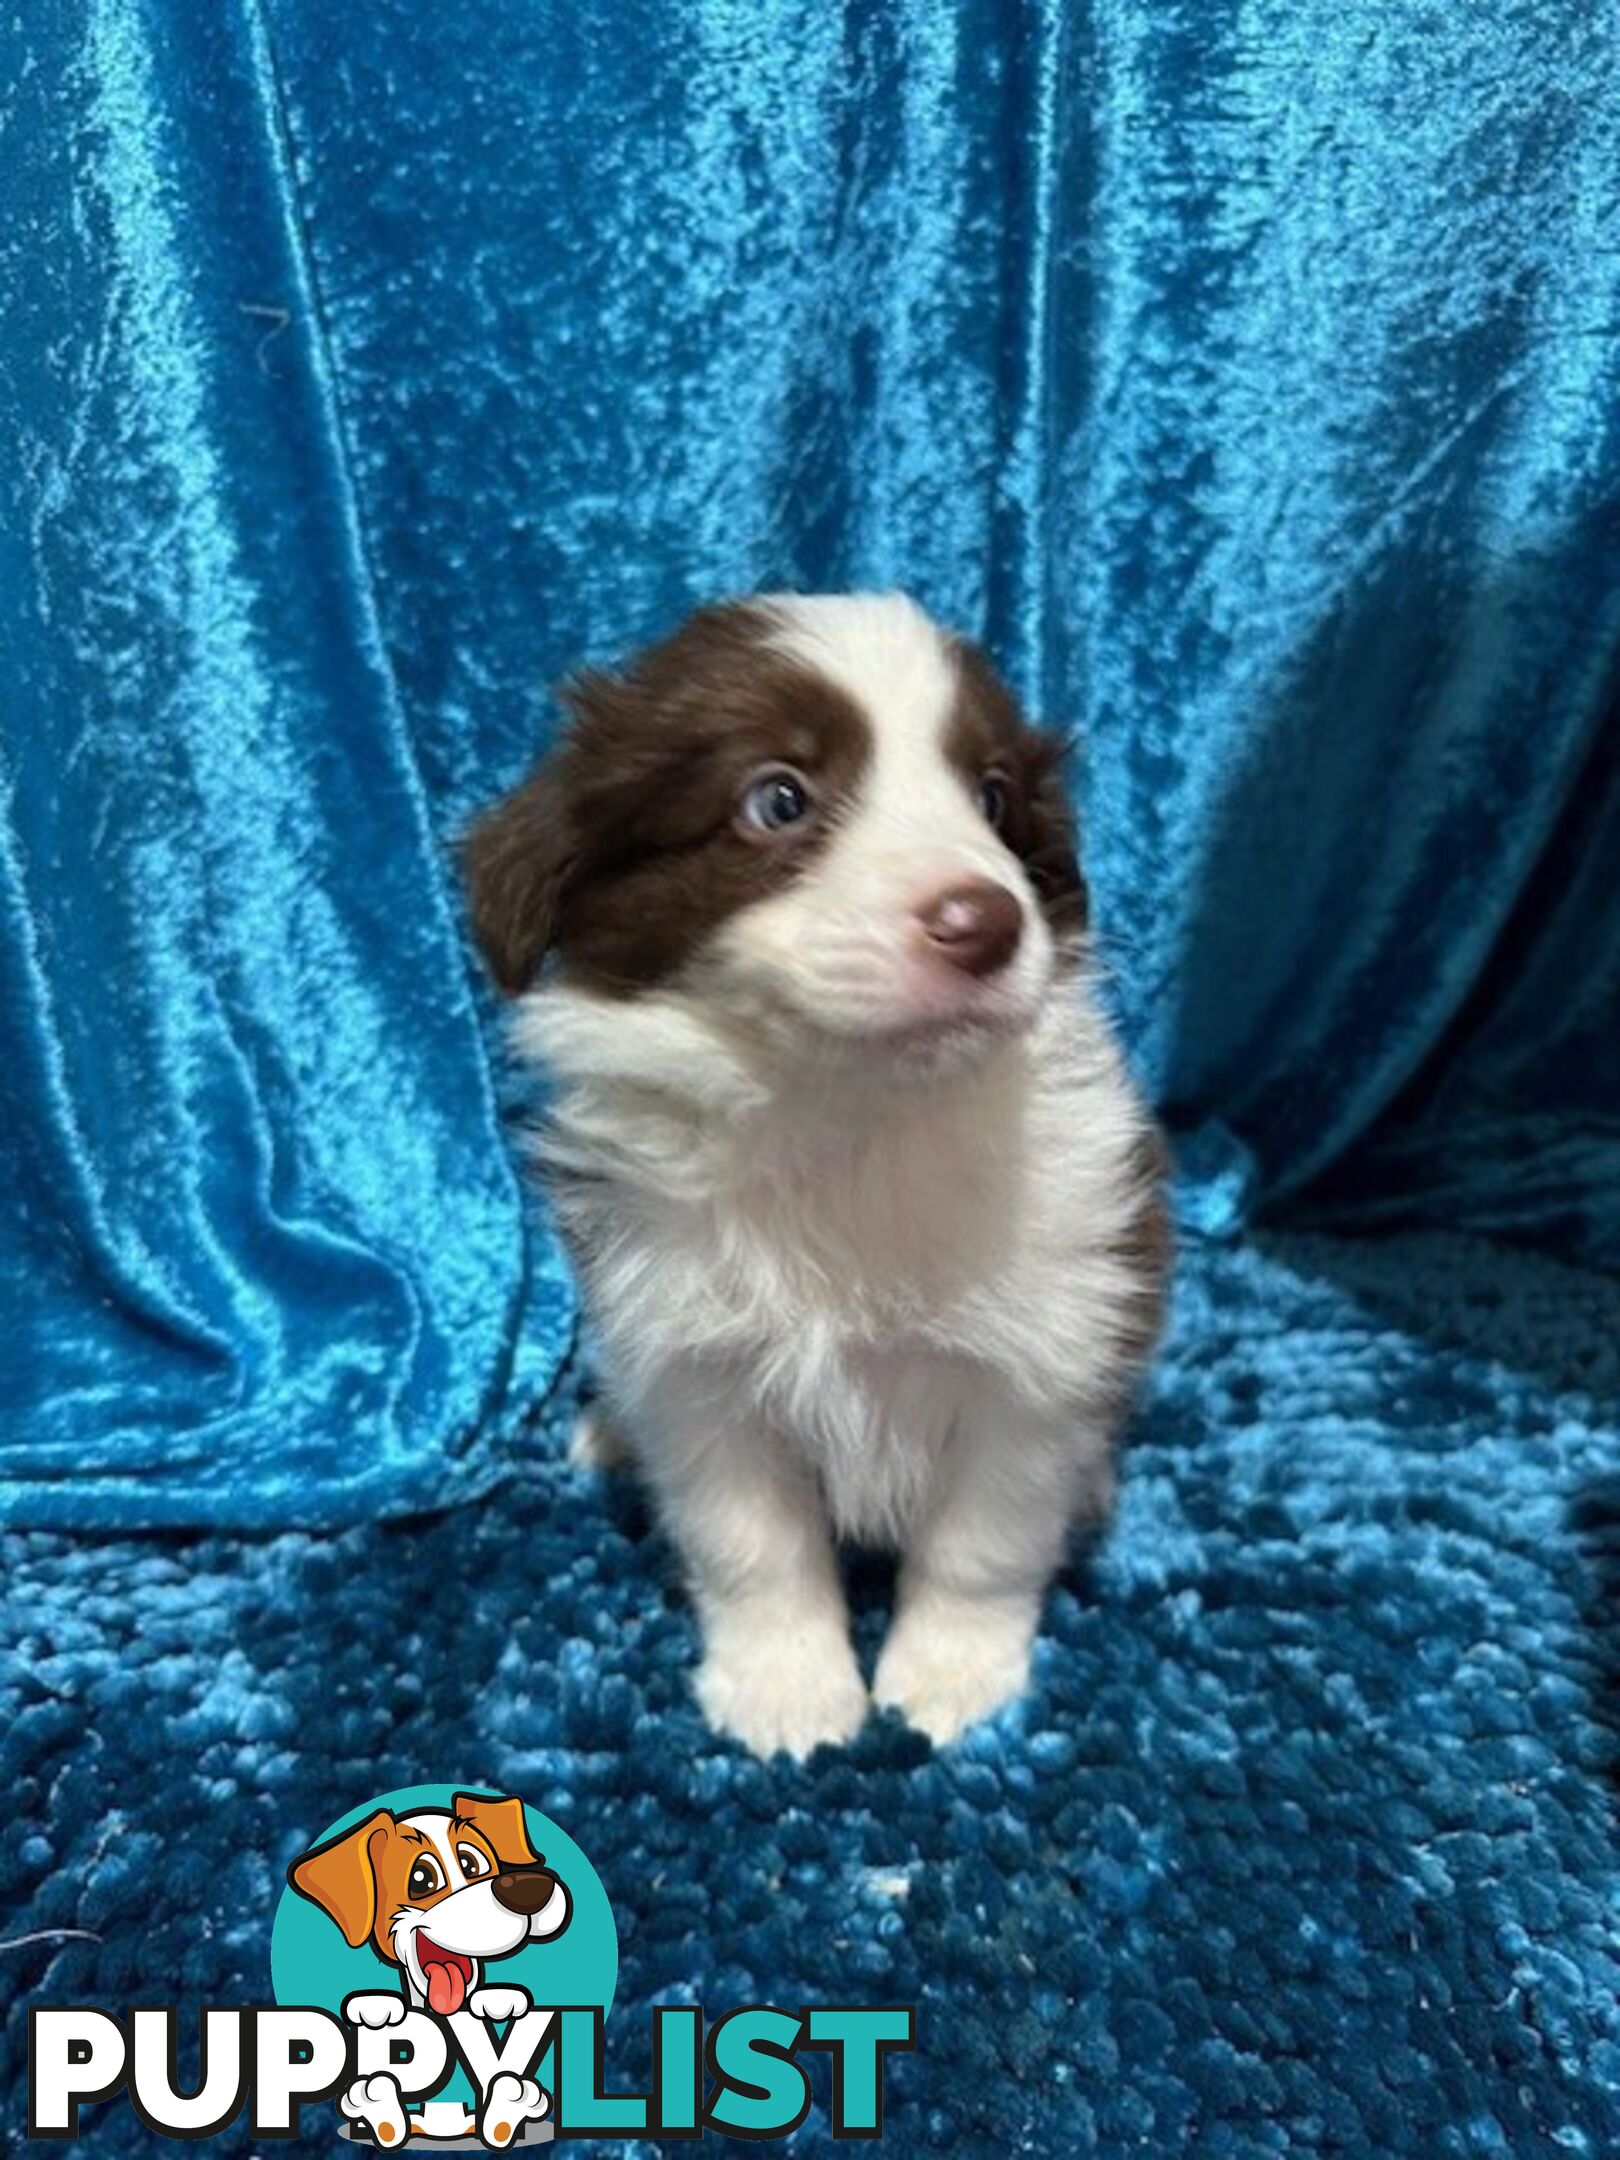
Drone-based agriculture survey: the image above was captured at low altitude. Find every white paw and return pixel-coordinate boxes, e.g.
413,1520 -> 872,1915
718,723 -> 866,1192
342,1992 -> 407,2030
568,1408 -> 628,1472
480,2071 -> 549,2148
339,2071 -> 408,2146
874,1596 -> 1035,1746
468,1983 -> 531,2024
696,1625 -> 868,1760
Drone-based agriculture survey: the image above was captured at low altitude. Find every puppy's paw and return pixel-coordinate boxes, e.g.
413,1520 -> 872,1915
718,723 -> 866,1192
874,1598 -> 1034,1746
479,2071 -> 548,2148
339,2071 -> 408,2146
568,1408 -> 628,1473
341,1992 -> 407,2030
696,1629 -> 868,1761
468,1983 -> 531,2024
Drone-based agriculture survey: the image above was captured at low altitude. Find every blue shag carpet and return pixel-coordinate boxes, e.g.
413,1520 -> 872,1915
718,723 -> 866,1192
5,1226 -> 1620,2157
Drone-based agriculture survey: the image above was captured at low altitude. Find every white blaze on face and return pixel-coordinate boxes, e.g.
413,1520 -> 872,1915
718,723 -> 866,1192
392,1813 -> 531,2017
711,592 -> 1053,1045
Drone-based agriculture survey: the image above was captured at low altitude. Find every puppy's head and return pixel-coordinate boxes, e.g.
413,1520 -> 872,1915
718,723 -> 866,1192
288,1792 -> 570,2015
464,594 -> 1084,1073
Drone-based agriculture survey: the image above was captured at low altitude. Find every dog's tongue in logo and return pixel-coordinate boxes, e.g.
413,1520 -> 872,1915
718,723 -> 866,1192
419,1939 -> 473,2017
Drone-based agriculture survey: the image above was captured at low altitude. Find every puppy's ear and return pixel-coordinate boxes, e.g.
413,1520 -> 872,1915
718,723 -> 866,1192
452,1791 -> 538,1868
1024,733 -> 1088,938
287,1808 -> 393,1948
461,757 -> 576,995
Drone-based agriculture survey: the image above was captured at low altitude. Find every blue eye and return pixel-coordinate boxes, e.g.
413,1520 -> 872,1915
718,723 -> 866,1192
978,772 -> 1010,829
738,766 -> 815,835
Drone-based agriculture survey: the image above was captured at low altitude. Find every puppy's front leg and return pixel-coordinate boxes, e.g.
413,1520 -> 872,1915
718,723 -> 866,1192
645,1391 -> 866,1760
875,1401 -> 1112,1746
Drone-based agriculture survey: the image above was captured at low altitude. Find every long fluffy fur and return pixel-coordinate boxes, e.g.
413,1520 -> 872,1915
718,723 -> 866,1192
522,977 -> 1155,1540
487,594 -> 1167,1756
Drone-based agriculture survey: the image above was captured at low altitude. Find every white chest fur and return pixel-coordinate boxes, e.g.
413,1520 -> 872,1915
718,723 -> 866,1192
521,980 -> 1154,1545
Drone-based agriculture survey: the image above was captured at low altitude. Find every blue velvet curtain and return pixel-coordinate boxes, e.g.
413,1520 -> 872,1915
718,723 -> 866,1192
4,1 -> 1617,1528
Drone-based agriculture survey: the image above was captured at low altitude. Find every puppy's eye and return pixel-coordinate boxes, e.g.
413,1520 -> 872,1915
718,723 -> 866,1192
457,1845 -> 490,1880
737,765 -> 815,837
407,1857 -> 443,1900
978,772 -> 1010,830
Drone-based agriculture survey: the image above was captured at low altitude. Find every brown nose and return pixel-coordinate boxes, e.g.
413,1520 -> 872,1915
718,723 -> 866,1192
917,881 -> 1023,977
491,1866 -> 558,1915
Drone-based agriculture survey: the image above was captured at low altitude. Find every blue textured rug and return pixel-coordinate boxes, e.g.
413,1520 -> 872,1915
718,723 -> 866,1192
5,1225 -> 1619,2156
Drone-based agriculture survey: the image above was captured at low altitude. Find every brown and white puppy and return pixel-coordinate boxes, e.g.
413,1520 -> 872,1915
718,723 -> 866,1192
289,1792 -> 570,2016
466,593 -> 1167,1757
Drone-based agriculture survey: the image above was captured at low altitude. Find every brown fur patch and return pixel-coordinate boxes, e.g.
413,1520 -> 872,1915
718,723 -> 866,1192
464,603 -> 872,995
944,639 -> 1088,940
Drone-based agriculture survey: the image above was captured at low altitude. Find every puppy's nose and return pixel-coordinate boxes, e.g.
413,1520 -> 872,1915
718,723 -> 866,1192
491,1866 -> 558,1915
917,881 -> 1023,977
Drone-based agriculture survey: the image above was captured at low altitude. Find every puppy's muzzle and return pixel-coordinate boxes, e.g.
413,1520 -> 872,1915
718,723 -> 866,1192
491,1866 -> 559,1915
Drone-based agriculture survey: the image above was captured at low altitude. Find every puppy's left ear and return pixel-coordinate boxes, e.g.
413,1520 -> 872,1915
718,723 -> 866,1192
1024,734 -> 1088,939
453,1791 -> 539,1868
461,756 -> 576,995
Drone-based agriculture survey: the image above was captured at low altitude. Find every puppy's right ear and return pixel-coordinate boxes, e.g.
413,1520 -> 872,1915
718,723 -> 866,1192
287,1808 -> 393,1949
461,757 -> 575,995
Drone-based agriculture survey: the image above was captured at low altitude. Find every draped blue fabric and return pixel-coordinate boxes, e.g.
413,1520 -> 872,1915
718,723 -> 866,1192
3,0 -> 1617,1526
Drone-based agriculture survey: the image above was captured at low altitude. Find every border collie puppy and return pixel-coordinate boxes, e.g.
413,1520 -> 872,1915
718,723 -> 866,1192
465,594 -> 1167,1757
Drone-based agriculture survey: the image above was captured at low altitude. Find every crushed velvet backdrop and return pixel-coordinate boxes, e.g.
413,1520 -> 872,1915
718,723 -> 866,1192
4,4 -> 1620,2155
5,0 -> 1617,1527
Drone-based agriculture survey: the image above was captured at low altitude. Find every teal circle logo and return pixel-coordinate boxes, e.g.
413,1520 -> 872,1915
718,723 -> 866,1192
272,1784 -> 615,2143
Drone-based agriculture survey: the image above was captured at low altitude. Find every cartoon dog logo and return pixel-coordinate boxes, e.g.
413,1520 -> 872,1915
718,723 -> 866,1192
289,1791 -> 571,2146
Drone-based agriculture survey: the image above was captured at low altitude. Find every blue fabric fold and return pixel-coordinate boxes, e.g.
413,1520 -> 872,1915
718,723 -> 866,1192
0,1 -> 572,1526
